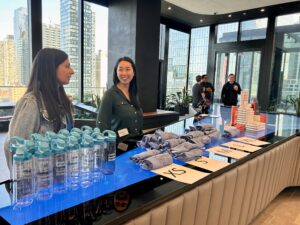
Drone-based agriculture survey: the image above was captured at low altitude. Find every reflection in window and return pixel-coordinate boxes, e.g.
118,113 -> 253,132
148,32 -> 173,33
83,2 -> 108,104
0,0 -> 29,103
43,0 -> 80,100
217,22 -> 238,43
276,12 -> 300,27
270,14 -> 300,114
240,18 -> 268,41
166,29 -> 189,95
159,24 -> 166,60
188,27 -> 209,93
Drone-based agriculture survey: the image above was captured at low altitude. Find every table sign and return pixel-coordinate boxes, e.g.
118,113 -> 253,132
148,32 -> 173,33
233,137 -> 270,146
207,146 -> 249,159
222,141 -> 261,152
152,164 -> 209,184
187,156 -> 229,172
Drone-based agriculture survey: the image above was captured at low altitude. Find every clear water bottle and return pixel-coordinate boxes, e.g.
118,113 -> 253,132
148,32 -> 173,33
67,135 -> 80,189
93,127 -> 101,133
71,127 -> 83,135
58,128 -> 69,137
12,145 -> 34,208
25,140 -> 35,155
81,125 -> 93,135
80,135 -> 94,188
51,139 -> 67,193
92,132 -> 105,181
102,130 -> 116,175
9,137 -> 25,178
46,131 -> 57,141
33,141 -> 53,200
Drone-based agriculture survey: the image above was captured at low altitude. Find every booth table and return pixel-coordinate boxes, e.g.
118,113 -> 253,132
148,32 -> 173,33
0,106 -> 299,225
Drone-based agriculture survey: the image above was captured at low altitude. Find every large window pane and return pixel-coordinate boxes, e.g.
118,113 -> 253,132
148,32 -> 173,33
188,27 -> 209,93
276,13 -> 300,27
83,2 -> 108,104
240,18 -> 268,41
43,0 -> 80,101
217,22 -> 238,43
166,29 -> 189,95
0,1 -> 30,103
159,24 -> 166,60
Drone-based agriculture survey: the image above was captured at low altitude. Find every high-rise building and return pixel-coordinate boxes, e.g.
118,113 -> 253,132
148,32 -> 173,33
60,0 -> 95,100
42,23 -> 60,48
14,7 -> 30,86
0,35 -> 18,86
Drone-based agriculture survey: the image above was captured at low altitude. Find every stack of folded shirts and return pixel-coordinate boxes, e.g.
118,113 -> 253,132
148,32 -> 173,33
140,153 -> 173,170
222,125 -> 240,138
170,142 -> 202,162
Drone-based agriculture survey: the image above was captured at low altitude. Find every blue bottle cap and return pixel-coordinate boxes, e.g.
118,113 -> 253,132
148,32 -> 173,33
103,130 -> 117,142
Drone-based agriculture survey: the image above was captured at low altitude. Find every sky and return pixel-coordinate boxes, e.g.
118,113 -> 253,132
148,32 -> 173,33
0,0 -> 108,51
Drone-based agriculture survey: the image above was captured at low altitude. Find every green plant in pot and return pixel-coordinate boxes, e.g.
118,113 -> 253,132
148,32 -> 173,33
287,94 -> 300,116
165,88 -> 192,116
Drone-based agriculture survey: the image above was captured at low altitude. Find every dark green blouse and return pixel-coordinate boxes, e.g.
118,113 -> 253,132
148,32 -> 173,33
96,85 -> 143,140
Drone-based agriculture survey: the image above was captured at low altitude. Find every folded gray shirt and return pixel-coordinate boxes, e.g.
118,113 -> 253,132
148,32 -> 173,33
170,142 -> 201,154
174,149 -> 202,162
130,149 -> 161,163
140,153 -> 173,170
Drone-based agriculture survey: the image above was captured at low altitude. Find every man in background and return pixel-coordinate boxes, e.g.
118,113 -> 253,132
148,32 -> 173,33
221,73 -> 242,106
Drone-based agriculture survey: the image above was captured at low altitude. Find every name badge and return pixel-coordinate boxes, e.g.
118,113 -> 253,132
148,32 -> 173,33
118,128 -> 129,137
117,142 -> 128,151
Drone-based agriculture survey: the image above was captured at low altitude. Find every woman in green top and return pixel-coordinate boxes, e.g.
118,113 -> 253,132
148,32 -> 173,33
97,57 -> 143,143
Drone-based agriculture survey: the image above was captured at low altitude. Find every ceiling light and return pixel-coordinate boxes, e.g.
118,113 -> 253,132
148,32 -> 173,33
168,6 -> 172,10
243,12 -> 247,16
228,14 -> 232,18
260,8 -> 265,12
200,19 -> 203,23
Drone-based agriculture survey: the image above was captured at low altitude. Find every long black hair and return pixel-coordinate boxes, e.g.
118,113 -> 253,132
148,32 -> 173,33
113,56 -> 140,109
26,48 -> 73,131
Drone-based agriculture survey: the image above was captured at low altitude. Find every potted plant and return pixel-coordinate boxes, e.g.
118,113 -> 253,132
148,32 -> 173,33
165,88 -> 192,116
287,94 -> 300,116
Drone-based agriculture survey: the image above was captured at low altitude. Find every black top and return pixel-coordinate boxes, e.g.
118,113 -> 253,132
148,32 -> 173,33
192,83 -> 202,108
96,85 -> 143,141
199,82 -> 215,102
221,81 -> 242,106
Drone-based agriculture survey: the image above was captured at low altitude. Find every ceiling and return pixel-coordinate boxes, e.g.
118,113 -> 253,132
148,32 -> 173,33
165,0 -> 299,15
161,0 -> 300,28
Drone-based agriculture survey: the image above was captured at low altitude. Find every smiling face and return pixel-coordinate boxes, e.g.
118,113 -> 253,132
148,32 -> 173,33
56,58 -> 74,85
116,60 -> 134,85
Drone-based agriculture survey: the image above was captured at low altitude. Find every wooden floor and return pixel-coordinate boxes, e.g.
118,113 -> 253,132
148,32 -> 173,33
250,187 -> 300,225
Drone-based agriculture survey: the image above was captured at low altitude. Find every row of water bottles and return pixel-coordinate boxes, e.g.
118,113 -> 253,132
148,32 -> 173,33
9,126 -> 117,208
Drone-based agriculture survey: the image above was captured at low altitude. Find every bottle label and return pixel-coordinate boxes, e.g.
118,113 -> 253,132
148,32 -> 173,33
106,143 -> 116,162
54,154 -> 66,177
81,147 -> 94,172
35,158 -> 52,189
68,151 -> 79,176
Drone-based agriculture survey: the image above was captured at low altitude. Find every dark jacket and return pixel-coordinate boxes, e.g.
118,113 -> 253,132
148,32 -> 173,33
221,81 -> 241,106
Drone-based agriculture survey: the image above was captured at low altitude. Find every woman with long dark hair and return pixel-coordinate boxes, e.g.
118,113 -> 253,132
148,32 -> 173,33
4,48 -> 74,170
96,56 -> 143,144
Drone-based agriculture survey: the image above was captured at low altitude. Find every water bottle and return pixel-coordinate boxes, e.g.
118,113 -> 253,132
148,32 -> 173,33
67,135 -> 80,189
25,140 -> 35,155
92,132 -> 105,181
81,125 -> 93,135
93,127 -> 101,133
102,130 -> 116,175
80,135 -> 94,188
12,145 -> 34,208
58,128 -> 70,137
71,127 -> 83,135
9,137 -> 26,179
51,139 -> 67,193
46,131 -> 57,141
33,141 -> 53,200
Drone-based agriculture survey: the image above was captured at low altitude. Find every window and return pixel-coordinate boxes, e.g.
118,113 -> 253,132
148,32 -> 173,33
240,18 -> 268,41
83,2 -> 108,104
166,29 -> 189,95
43,0 -> 80,101
276,13 -> 300,27
159,24 -> 166,60
0,0 -> 30,103
188,27 -> 209,93
217,22 -> 238,43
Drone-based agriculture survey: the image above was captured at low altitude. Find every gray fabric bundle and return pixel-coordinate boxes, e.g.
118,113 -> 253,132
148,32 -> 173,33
140,153 -> 173,170
170,142 -> 201,154
155,129 -> 179,140
191,136 -> 210,146
223,126 -> 240,138
185,131 -> 204,138
174,149 -> 202,162
164,138 -> 185,148
207,130 -> 219,140
130,149 -> 161,164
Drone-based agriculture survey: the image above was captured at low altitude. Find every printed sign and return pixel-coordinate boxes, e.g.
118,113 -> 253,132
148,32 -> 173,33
118,128 -> 129,137
207,146 -> 249,159
233,137 -> 270,146
222,141 -> 261,152
187,157 -> 229,172
152,164 -> 209,184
